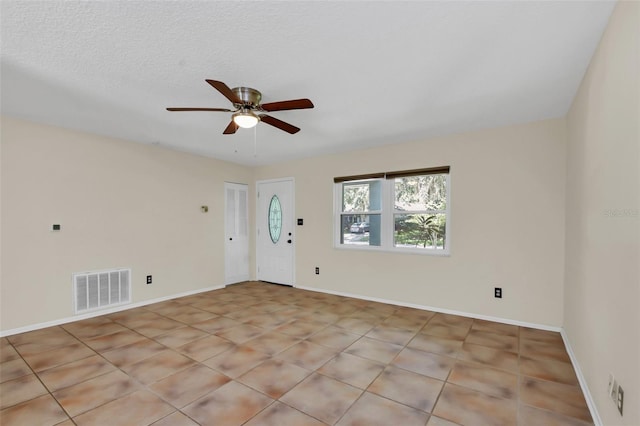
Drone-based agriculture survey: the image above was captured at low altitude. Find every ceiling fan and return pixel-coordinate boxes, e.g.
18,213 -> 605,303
167,79 -> 314,135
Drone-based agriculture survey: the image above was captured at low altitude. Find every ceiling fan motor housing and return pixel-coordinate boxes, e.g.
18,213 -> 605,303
232,87 -> 262,108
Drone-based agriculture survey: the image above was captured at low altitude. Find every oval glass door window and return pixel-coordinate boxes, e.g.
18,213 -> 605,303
268,195 -> 282,243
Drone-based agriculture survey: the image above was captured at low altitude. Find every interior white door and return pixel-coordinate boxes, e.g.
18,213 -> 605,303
224,182 -> 249,285
256,178 -> 294,285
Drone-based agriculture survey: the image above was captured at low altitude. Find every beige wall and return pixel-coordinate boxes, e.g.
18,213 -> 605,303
565,1 -> 640,425
0,116 -> 253,331
1,115 -> 568,332
255,118 -> 567,327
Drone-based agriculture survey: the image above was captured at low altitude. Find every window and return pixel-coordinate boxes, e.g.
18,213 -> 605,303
335,167 -> 450,254
338,179 -> 382,247
268,195 -> 282,243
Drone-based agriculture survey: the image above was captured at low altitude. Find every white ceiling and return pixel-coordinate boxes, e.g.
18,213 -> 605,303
1,1 -> 615,166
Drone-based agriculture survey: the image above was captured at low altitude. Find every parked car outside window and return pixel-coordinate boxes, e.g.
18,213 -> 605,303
350,222 -> 370,233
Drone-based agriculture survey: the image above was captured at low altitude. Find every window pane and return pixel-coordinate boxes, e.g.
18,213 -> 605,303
342,180 -> 382,212
268,195 -> 282,244
341,214 -> 381,246
394,175 -> 447,211
394,213 -> 446,250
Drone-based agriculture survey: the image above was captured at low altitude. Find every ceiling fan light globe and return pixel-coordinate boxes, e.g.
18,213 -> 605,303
233,111 -> 259,129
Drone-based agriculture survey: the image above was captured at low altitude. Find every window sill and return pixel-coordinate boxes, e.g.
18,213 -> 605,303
334,244 -> 451,257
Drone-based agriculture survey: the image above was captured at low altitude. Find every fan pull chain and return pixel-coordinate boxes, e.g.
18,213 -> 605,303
253,125 -> 258,157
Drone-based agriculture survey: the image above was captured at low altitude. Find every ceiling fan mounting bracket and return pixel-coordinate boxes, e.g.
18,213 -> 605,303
232,87 -> 262,108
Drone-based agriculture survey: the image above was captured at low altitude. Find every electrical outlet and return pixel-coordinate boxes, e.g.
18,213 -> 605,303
146,275 -> 152,284
315,267 -> 319,275
617,385 -> 624,415
494,287 -> 502,298
608,373 -> 624,416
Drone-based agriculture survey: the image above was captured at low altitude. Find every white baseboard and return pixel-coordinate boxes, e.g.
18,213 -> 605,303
561,329 -> 602,426
296,285 -> 562,332
0,285 -> 224,337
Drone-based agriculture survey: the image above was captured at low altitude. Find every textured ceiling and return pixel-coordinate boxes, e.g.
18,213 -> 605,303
1,1 -> 615,166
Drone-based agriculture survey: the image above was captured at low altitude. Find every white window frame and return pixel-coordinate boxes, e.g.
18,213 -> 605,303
334,178 -> 386,250
334,170 -> 451,256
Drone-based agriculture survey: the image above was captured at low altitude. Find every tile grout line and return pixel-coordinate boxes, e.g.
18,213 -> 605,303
37,316 -> 221,422
3,333 -> 75,423
427,318 -> 473,425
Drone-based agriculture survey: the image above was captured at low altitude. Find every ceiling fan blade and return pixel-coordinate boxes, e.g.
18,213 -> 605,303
166,107 -> 232,112
261,98 -> 314,112
206,80 -> 242,105
259,114 -> 300,134
223,121 -> 239,135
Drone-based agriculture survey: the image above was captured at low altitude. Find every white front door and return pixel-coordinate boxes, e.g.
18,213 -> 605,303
224,182 -> 249,285
256,178 -> 294,286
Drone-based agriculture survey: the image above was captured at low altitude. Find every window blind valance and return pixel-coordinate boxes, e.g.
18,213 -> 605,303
333,166 -> 450,183
333,173 -> 385,183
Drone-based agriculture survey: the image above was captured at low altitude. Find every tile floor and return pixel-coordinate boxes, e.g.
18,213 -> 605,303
0,281 -> 593,425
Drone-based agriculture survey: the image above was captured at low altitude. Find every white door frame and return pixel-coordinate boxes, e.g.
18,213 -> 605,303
224,182 -> 250,285
256,177 -> 295,286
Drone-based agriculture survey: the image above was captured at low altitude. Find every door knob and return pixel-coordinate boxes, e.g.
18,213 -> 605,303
287,239 -> 292,244
229,238 -> 233,241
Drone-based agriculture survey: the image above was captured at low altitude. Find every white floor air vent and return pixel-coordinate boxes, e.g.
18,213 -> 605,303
73,268 -> 131,314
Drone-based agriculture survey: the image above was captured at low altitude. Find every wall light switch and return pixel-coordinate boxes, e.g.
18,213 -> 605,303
52,224 -> 61,231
